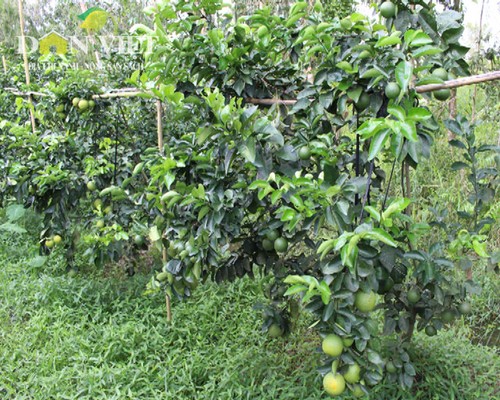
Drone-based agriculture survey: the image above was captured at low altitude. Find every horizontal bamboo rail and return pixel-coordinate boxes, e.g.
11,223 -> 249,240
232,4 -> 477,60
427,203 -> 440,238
415,71 -> 500,93
4,88 -> 49,97
3,70 -> 499,104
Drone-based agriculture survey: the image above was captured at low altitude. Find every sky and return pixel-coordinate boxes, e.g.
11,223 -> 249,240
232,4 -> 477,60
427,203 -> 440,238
461,0 -> 500,49
354,0 -> 499,51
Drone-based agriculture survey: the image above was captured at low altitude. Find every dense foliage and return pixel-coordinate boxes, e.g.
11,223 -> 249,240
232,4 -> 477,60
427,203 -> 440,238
0,0 -> 498,397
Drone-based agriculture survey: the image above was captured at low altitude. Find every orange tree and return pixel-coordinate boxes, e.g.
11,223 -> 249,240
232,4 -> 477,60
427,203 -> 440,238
0,52 -> 158,270
121,0 -> 493,397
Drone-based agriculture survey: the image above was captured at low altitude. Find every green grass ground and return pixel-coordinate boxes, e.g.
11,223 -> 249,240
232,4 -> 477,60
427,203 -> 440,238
0,230 -> 498,399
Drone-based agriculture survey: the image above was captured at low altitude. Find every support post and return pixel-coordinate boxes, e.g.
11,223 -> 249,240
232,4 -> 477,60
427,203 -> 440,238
156,98 -> 171,322
17,0 -> 36,134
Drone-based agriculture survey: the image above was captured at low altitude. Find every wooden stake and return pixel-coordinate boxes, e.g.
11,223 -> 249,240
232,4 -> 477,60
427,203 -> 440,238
92,90 -> 145,99
245,98 -> 297,106
165,292 -> 172,322
156,98 -> 171,322
4,88 -> 48,97
2,55 -> 7,73
17,0 -> 36,134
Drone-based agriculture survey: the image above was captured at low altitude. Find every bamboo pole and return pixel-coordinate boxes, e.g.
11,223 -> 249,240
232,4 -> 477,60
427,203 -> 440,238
245,98 -> 297,106
156,98 -> 172,322
415,71 -> 500,93
17,0 -> 36,134
471,0 -> 486,123
165,293 -> 172,322
4,88 -> 48,97
2,55 -> 7,73
7,71 -> 500,103
92,91 -> 145,99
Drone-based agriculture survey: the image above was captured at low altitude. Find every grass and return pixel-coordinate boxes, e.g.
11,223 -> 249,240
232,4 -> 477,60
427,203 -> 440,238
0,228 -> 499,399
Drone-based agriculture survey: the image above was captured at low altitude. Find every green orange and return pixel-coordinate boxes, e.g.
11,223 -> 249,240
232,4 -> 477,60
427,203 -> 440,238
354,291 -> 377,312
323,372 -> 346,396
380,1 -> 396,18
385,82 -> 401,99
298,146 -> 312,160
322,334 -> 344,357
274,237 -> 288,253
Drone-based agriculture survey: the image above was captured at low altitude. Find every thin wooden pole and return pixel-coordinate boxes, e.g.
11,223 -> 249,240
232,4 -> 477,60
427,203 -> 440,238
2,55 -> 7,73
4,88 -> 48,97
8,71 -> 500,103
471,0 -> 486,123
17,0 -> 36,134
156,98 -> 171,322
165,293 -> 172,322
92,91 -> 145,99
245,98 -> 297,106
415,71 -> 500,93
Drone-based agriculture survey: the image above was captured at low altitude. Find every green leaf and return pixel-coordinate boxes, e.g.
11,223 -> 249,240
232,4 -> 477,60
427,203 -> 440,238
472,240 -> 489,258
284,284 -> 308,296
357,119 -> 385,139
318,281 -> 331,305
382,198 -> 411,219
248,180 -> 270,190
448,139 -> 466,149
407,107 -> 432,122
387,105 -> 406,121
336,61 -> 357,74
407,31 -> 433,47
271,190 -> 282,205
451,161 -> 469,171
360,68 -> 383,79
284,275 -> 307,285
289,194 -> 304,210
281,208 -> 297,222
240,137 -> 256,163
347,87 -> 363,102
196,127 -> 214,145
404,251 -> 426,261
400,121 -> 418,142
191,184 -> 206,200
395,61 -> 413,95
365,229 -> 398,247
412,45 -> 443,58
318,239 -> 336,259
375,35 -> 402,48
364,206 -> 381,222
6,204 -> 26,222
368,129 -> 391,160
148,226 -> 161,242
198,205 -> 210,221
